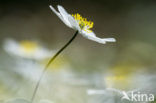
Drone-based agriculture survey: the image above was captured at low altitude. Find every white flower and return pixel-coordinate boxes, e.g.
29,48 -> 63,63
39,99 -> 54,103
15,60 -> 44,81
87,88 -> 140,103
3,39 -> 53,60
49,5 -> 116,44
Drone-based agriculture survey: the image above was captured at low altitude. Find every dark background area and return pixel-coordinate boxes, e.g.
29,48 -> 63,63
0,0 -> 156,69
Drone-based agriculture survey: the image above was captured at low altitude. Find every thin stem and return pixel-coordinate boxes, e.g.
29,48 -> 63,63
31,31 -> 78,102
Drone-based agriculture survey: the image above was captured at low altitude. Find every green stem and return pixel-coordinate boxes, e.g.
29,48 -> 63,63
31,31 -> 78,102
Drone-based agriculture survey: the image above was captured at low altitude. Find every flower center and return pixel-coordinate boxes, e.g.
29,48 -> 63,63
20,40 -> 38,53
72,13 -> 94,33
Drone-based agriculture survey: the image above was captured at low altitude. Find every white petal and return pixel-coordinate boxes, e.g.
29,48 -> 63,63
3,39 -> 22,56
102,38 -> 116,42
49,5 -> 62,19
57,5 -> 73,28
81,30 -> 116,44
39,99 -> 54,103
33,48 -> 53,60
3,39 -> 52,60
5,98 -> 31,103
68,15 -> 81,31
50,5 -> 81,31
49,5 -> 72,28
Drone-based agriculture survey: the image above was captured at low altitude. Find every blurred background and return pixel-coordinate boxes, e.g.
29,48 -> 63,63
0,0 -> 156,103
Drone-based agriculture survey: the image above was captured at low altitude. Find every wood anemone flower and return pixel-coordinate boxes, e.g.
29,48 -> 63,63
49,5 -> 116,44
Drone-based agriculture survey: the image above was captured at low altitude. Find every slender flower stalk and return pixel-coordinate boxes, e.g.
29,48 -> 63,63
31,4 -> 116,102
31,31 -> 78,103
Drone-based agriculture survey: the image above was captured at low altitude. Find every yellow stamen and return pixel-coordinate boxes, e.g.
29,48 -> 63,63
20,40 -> 38,53
72,13 -> 94,33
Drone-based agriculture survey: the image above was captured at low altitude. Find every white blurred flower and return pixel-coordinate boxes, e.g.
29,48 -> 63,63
39,99 -> 54,103
49,5 -> 116,44
87,88 -> 141,103
3,39 -> 53,60
87,88 -> 123,95
5,98 -> 31,103
15,60 -> 45,81
5,98 -> 54,103
105,74 -> 132,90
87,88 -> 122,103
